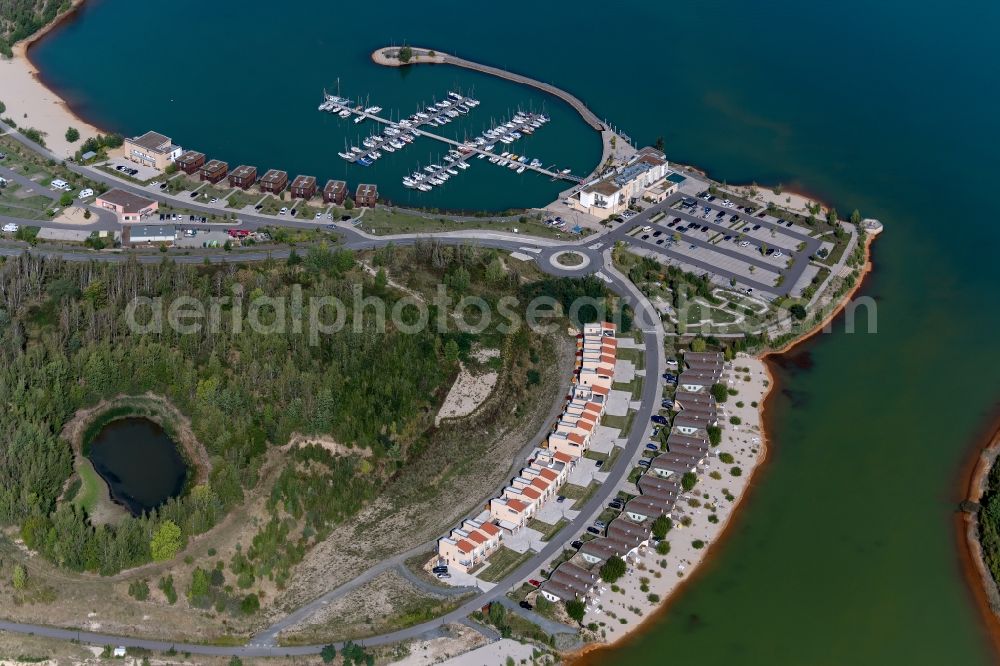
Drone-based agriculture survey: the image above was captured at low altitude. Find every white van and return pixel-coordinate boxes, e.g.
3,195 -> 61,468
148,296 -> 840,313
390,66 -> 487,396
78,188 -> 94,199
51,179 -> 69,190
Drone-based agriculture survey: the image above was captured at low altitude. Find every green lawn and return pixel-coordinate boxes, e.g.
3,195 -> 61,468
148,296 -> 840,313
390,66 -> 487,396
612,376 -> 643,400
72,459 -> 104,514
560,481 -> 600,510
358,207 -> 586,240
527,518 -> 568,542
601,410 -> 636,437
616,346 -> 645,370
478,546 -> 533,583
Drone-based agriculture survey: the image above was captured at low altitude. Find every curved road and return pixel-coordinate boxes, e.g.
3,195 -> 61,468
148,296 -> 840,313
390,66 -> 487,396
0,122 -> 667,657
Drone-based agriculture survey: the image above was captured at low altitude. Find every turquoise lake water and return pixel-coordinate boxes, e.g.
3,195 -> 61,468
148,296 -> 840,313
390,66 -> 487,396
29,0 -> 1000,662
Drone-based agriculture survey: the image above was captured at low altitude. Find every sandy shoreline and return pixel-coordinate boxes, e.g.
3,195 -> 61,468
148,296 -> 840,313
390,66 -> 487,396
569,232 -> 877,662
0,0 -> 103,159
958,414 -> 1000,659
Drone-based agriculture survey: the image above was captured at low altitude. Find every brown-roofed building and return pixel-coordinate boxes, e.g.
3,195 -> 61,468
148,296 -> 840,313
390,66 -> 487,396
355,183 -> 378,207
228,165 -> 257,190
323,179 -> 347,204
124,131 -> 183,169
175,150 -> 205,174
200,160 -> 228,184
259,169 -> 288,194
290,175 -> 317,200
96,188 -> 158,223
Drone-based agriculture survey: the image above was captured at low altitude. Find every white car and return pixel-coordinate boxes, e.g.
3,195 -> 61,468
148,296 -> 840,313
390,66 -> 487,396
51,178 -> 69,190
773,250 -> 783,258
78,188 -> 94,199
279,207 -> 288,215
739,241 -> 750,247
3,223 -> 19,233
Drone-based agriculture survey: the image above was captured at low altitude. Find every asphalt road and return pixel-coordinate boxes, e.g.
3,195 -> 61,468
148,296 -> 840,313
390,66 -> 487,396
0,119 -> 665,656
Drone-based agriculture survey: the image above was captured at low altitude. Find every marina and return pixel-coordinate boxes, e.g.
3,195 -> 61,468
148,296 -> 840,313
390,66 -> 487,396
318,88 -> 580,194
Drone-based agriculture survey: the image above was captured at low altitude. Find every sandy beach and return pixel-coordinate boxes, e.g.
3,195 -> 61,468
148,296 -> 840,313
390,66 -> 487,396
0,0 -> 103,159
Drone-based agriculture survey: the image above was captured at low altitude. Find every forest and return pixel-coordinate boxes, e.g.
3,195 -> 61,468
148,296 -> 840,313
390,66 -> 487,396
0,0 -> 70,56
0,242 -> 623,580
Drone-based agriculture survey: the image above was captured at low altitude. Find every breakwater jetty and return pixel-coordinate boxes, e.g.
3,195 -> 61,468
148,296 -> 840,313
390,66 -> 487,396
372,47 -> 606,132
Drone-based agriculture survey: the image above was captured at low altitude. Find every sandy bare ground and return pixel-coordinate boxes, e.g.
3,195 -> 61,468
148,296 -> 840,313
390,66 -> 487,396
574,355 -> 769,646
0,2 -> 104,160
283,432 -> 372,458
435,363 -> 498,425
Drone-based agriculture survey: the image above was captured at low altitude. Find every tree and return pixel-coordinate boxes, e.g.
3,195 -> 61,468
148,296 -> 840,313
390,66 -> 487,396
59,192 -> 73,207
565,599 -> 586,623
690,337 -> 707,353
344,196 -> 355,210
654,136 -> 665,152
321,645 -> 337,663
600,555 -> 627,583
710,383 -> 728,403
240,592 -> 260,614
850,209 -> 862,226
65,127 -> 80,143
652,515 -> 672,539
827,207 -> 839,225
790,304 -> 807,320
681,472 -> 698,491
398,45 -> 413,63
188,567 -> 210,600
228,658 -> 243,666
444,339 -> 460,363
150,520 -> 182,562
707,424 -> 722,447
12,564 -> 27,590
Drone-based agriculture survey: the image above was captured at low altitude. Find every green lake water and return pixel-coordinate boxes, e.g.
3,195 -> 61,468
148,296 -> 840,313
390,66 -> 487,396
30,0 -> 1000,663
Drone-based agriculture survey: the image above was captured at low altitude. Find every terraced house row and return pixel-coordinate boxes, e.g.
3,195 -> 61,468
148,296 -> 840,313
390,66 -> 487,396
437,322 -> 619,573
538,351 -> 726,605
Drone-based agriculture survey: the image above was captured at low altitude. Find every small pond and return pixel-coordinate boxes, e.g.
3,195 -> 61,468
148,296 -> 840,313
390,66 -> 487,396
86,417 -> 188,515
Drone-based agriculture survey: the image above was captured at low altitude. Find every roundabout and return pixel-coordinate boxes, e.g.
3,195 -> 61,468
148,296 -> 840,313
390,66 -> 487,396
548,250 -> 592,271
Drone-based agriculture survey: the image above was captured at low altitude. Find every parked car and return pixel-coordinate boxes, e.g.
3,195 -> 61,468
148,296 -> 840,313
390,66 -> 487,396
646,443 -> 659,451
519,601 -> 534,610
608,500 -> 624,510
661,400 -> 673,409
279,207 -> 288,215
593,520 -> 606,529
432,565 -> 448,574
436,572 -> 451,579
528,579 -> 542,587
638,459 -> 651,468
556,495 -> 566,503
586,526 -> 601,535
77,188 -> 94,199
595,459 -> 604,467
2,223 -> 19,233
571,540 -> 584,549
651,415 -> 668,425
189,191 -> 199,198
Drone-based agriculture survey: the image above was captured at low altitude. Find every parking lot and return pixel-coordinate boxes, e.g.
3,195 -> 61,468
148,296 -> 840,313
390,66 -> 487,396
612,188 -> 824,298
106,159 -> 160,182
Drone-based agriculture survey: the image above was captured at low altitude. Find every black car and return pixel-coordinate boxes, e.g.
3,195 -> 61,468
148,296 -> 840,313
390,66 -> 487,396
723,235 -> 732,241
653,230 -> 662,237
715,211 -> 725,218
752,224 -> 761,230
189,191 -> 199,198
757,211 -> 766,217
609,500 -> 624,510
786,220 -> 793,227
571,540 -> 584,549
701,225 -> 709,232
641,234 -> 649,240
255,204 -> 263,210
159,214 -> 165,221
159,183 -> 168,189
667,220 -> 677,227
586,526 -> 601,535
595,459 -> 604,467
432,565 -> 448,574
519,601 -> 534,611
730,214 -> 740,222
651,415 -> 668,425
656,238 -> 665,245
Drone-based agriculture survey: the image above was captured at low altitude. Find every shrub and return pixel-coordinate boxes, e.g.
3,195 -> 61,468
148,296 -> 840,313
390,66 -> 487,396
600,556 -> 627,583
681,472 -> 698,491
65,127 -> 80,143
719,453 -> 734,464
128,579 -> 149,601
729,416 -> 742,425
710,383 -> 728,403
651,515 -> 672,539
565,599 -> 586,623
240,593 -> 260,614
731,466 -> 743,477
655,540 -> 670,556
692,540 -> 705,549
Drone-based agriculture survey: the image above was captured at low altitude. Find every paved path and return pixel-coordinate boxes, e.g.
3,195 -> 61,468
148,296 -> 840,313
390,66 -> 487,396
0,117 -> 666,658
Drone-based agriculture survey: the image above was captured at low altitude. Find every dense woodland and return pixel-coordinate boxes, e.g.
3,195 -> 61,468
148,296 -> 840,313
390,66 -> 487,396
0,243 -> 623,580
0,0 -> 70,56
978,456 -> 1000,588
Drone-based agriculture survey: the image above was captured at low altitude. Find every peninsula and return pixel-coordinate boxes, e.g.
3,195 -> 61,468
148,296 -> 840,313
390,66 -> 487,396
0,7 -> 881,665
